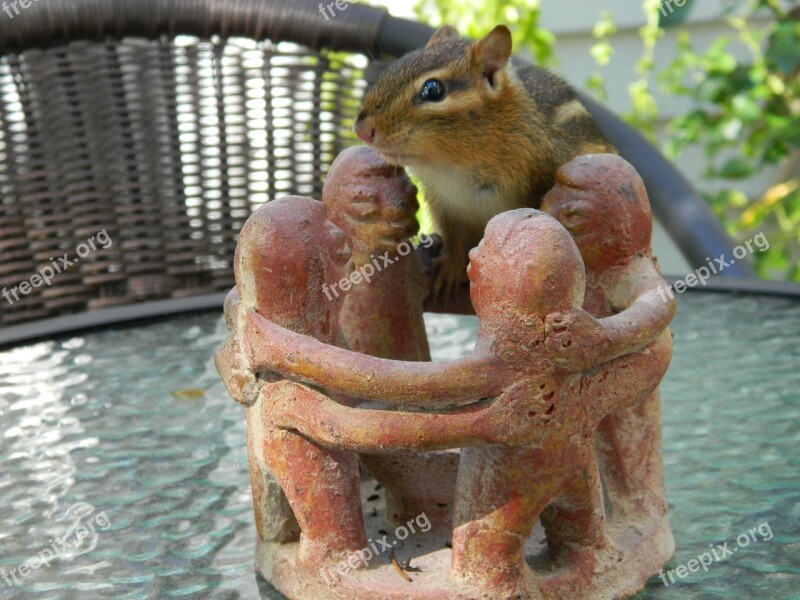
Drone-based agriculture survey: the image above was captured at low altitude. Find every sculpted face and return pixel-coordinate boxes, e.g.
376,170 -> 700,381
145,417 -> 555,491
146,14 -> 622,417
323,146 -> 419,253
467,209 -> 585,321
542,154 -> 652,271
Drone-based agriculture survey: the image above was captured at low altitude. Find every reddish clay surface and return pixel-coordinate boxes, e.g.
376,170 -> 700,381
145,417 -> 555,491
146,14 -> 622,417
215,150 -> 675,599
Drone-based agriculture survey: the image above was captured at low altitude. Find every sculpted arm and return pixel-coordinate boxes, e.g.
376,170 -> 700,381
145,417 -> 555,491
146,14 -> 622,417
267,383 -> 495,453
214,288 -> 262,406
245,311 -> 504,409
598,259 -> 676,360
545,259 -> 676,372
599,271 -> 676,362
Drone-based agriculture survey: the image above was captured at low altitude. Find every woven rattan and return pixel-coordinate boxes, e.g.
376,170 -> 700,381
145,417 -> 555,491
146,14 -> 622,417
0,0 -> 389,326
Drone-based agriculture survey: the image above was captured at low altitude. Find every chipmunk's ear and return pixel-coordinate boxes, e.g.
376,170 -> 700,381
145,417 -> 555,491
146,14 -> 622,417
426,25 -> 460,47
471,25 -> 513,86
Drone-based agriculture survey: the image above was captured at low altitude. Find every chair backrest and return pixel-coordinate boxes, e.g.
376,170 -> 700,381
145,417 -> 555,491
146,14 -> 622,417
0,0 -> 391,327
0,0 -> 753,331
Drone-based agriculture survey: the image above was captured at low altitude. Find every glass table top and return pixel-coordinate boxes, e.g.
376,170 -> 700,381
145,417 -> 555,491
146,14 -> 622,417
0,291 -> 798,599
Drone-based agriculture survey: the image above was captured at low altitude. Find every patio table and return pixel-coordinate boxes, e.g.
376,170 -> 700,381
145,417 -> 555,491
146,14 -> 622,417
0,289 -> 798,599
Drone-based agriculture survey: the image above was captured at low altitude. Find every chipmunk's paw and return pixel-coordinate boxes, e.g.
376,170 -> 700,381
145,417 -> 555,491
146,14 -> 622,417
432,251 -> 467,303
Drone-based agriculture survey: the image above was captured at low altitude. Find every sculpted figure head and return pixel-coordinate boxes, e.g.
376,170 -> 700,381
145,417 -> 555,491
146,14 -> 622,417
467,209 -> 585,323
234,196 -> 352,338
322,146 -> 421,259
541,154 -> 652,271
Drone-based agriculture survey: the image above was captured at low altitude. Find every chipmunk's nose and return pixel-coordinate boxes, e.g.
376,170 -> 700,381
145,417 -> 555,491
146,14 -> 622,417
354,115 -> 375,144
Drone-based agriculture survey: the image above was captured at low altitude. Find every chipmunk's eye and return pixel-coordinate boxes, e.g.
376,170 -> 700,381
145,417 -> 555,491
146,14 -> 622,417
420,79 -> 446,102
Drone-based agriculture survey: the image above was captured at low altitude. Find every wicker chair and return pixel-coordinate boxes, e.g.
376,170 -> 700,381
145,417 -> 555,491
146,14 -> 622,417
0,0 -> 751,334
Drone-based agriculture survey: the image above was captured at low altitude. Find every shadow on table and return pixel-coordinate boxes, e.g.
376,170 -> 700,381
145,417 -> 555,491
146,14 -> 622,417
257,574 -> 287,599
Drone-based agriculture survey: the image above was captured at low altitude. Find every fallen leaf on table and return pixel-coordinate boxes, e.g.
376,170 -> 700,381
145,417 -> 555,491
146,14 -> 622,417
171,388 -> 206,401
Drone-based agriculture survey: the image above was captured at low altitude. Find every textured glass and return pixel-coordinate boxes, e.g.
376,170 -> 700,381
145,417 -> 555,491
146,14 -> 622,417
0,291 -> 798,598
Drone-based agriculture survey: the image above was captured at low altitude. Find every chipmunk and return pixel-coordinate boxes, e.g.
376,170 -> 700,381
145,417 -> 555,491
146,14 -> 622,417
354,24 -> 617,299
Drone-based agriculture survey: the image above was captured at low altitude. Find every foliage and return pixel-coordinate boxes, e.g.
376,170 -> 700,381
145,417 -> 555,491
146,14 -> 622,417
625,0 -> 665,142
587,11 -> 616,102
413,0 -> 556,67
658,0 -> 800,279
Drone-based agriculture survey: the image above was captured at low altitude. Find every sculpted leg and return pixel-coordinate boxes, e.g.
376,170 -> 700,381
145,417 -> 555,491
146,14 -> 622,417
536,330 -> 672,596
539,443 -> 612,560
537,442 -> 624,600
257,386 -> 367,567
596,389 -> 667,519
451,446 -> 550,594
449,439 -> 616,596
245,407 -> 299,544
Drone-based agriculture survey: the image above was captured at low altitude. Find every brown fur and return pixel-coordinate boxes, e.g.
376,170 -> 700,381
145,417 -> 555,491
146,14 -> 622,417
355,25 -> 617,296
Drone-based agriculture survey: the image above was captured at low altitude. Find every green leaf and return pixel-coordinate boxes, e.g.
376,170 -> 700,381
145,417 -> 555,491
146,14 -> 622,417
766,22 -> 800,74
732,94 -> 762,120
719,158 -> 755,179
